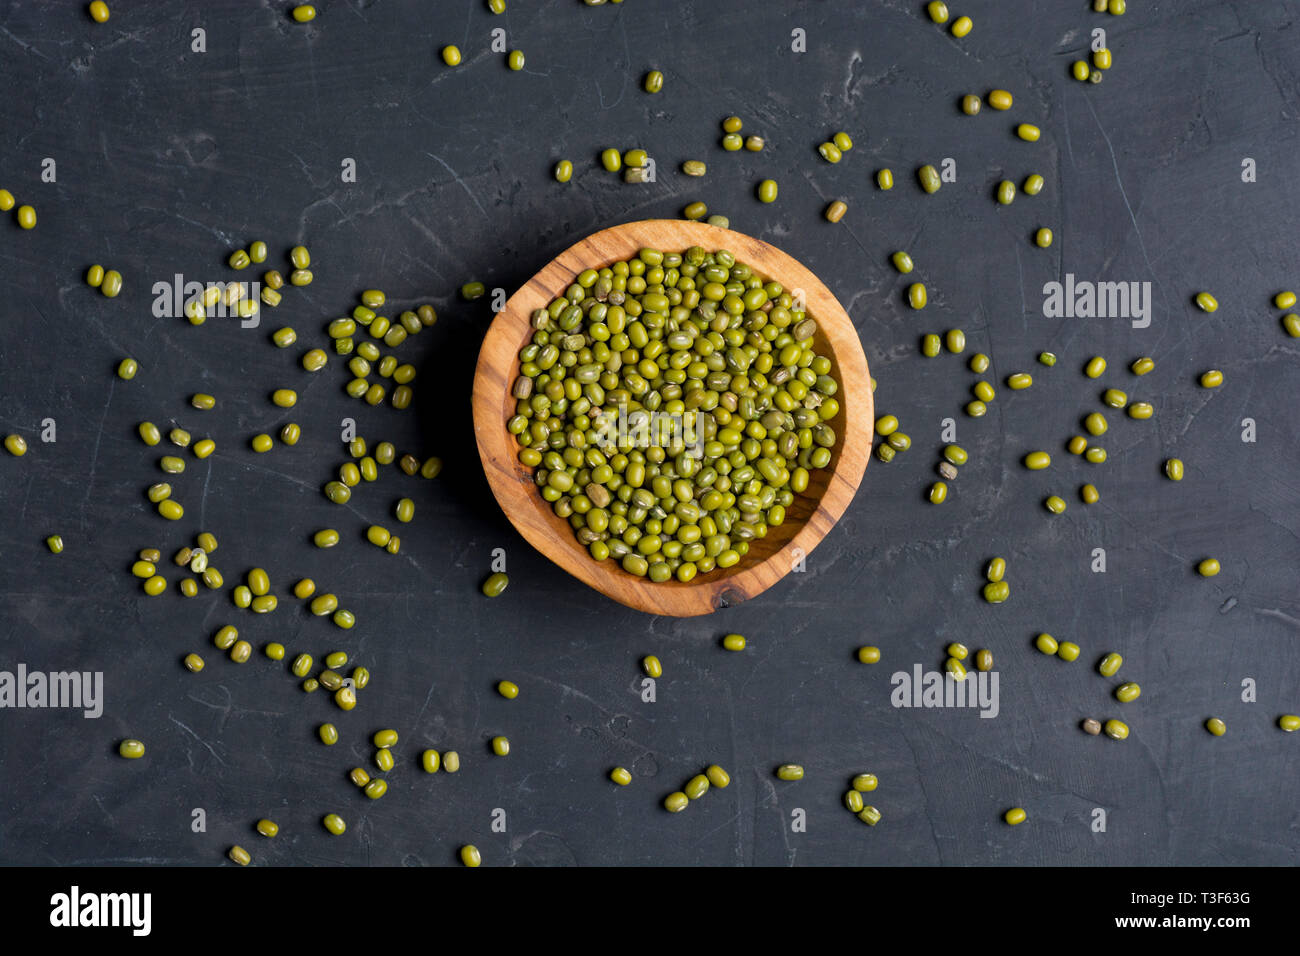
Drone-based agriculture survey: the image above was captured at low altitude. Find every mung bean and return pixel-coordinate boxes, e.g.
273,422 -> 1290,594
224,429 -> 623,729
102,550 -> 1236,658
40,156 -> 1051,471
1115,682 -> 1141,703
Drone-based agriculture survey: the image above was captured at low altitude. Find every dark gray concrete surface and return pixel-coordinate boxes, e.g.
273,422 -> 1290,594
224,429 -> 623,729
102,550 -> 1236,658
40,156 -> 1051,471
1,0 -> 1298,867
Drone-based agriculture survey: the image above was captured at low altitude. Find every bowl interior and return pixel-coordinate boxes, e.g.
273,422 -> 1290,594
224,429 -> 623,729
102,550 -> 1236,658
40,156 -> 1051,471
472,219 -> 872,616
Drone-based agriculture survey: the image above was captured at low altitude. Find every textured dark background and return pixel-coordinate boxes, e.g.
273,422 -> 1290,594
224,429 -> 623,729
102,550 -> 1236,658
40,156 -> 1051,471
0,0 -> 1298,867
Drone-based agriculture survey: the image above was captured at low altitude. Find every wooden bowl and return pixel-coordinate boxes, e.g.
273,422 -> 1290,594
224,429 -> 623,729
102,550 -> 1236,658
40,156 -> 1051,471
472,219 -> 872,617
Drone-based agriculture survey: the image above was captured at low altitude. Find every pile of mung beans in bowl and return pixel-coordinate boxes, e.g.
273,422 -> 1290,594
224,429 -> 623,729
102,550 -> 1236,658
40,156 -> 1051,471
472,220 -> 871,616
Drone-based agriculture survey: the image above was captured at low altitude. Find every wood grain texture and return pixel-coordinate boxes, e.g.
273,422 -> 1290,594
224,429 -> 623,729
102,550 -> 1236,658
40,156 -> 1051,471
472,219 -> 872,616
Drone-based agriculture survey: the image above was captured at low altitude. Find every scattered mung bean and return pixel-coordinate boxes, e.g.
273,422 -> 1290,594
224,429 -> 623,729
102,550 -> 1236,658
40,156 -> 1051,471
983,581 -> 1010,603
1115,682 -> 1141,703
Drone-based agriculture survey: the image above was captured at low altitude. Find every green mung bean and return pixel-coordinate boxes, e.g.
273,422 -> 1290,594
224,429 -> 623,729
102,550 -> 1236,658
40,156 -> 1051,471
664,792 -> 689,813
1115,682 -> 1141,703
983,581 -> 1010,603
684,775 -> 709,799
